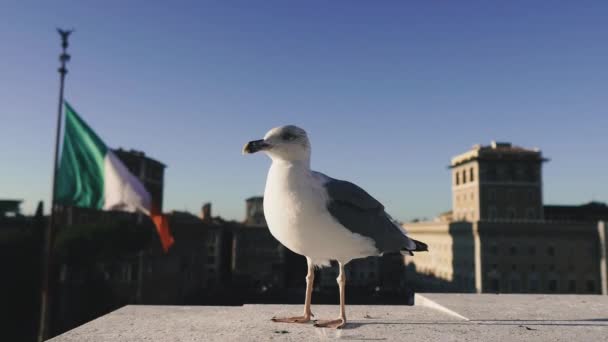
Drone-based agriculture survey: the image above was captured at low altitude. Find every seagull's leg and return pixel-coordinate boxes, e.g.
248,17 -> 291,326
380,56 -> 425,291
314,262 -> 347,329
271,257 -> 314,323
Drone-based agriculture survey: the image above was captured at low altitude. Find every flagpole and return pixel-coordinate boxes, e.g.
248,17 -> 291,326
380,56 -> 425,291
38,28 -> 73,342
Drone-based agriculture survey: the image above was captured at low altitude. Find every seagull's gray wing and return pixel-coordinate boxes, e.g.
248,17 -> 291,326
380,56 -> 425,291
315,172 -> 426,254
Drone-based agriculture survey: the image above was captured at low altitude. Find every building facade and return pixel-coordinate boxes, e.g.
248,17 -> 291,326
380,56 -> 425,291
406,141 -> 608,294
451,141 -> 546,222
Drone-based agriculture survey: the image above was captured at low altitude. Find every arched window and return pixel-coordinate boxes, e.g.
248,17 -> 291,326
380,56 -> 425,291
470,167 -> 474,182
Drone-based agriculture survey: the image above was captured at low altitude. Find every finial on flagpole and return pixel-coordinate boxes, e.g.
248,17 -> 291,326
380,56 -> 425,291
57,28 -> 74,75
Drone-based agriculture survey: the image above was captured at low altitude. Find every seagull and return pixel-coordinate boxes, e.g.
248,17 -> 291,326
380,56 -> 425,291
243,125 -> 428,329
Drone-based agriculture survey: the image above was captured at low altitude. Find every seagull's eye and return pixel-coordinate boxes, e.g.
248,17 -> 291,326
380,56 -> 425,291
282,133 -> 297,141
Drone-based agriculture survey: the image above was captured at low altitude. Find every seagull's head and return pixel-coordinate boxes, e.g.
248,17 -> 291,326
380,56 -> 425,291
243,125 -> 311,163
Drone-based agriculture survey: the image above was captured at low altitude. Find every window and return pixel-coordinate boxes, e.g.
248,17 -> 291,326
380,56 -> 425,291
548,279 -> 557,292
490,245 -> 498,255
586,280 -> 595,293
547,246 -> 555,257
508,164 -> 517,181
529,278 -> 539,292
568,280 -> 576,293
488,206 -> 498,220
526,208 -> 536,219
529,246 -> 536,255
516,164 -> 525,180
207,256 -> 216,264
527,165 -> 538,182
527,190 -> 534,200
509,247 -> 517,256
497,165 -> 506,180
487,165 -> 497,181
122,264 -> 133,283
511,264 -> 517,271
489,189 -> 496,201
507,207 -> 516,219
470,168 -> 474,182
455,173 -> 460,185
511,278 -> 521,293
462,170 -> 467,184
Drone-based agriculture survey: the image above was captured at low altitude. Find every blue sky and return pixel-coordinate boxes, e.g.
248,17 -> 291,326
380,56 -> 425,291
1,1 -> 607,221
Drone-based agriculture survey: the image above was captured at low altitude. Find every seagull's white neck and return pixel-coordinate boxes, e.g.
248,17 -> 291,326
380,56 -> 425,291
269,155 -> 311,170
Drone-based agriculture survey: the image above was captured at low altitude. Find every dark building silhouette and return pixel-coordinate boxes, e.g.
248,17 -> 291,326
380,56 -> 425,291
0,199 -> 23,218
544,202 -> 608,222
244,196 -> 266,226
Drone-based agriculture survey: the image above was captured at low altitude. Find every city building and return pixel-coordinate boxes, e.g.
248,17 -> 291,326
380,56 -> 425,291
244,196 -> 266,226
544,201 -> 608,222
405,141 -> 608,294
0,199 -> 23,218
451,141 -> 546,222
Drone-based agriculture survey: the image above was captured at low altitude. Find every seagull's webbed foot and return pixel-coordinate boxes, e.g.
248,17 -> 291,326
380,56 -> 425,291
313,318 -> 346,329
271,315 -> 312,324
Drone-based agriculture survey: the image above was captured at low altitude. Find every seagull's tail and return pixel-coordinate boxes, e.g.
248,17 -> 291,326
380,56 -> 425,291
412,239 -> 428,252
401,239 -> 428,256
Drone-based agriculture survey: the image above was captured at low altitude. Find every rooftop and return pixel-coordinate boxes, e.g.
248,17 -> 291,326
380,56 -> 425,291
113,148 -> 166,168
0,199 -> 22,217
451,141 -> 546,167
49,294 -> 608,342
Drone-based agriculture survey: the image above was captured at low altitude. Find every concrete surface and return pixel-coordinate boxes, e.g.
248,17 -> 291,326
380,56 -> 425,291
49,294 -> 608,342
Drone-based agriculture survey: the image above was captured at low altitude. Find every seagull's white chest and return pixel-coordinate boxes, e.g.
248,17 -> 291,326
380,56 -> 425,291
263,163 -> 377,264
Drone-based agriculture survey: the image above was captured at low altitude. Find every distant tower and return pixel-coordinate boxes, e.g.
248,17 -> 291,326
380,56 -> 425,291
200,202 -> 212,222
244,197 -> 266,226
113,148 -> 166,211
450,141 -> 547,221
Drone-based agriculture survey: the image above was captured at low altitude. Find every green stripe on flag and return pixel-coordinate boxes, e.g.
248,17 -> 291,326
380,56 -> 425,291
56,102 -> 108,209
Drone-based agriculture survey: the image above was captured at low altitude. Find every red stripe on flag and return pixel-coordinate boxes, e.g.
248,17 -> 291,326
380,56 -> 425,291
151,213 -> 175,253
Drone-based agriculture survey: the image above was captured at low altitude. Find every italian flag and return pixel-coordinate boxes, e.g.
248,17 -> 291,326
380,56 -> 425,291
56,102 -> 174,252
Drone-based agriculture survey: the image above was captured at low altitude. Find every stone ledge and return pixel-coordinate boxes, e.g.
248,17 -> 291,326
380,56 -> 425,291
49,294 -> 608,342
